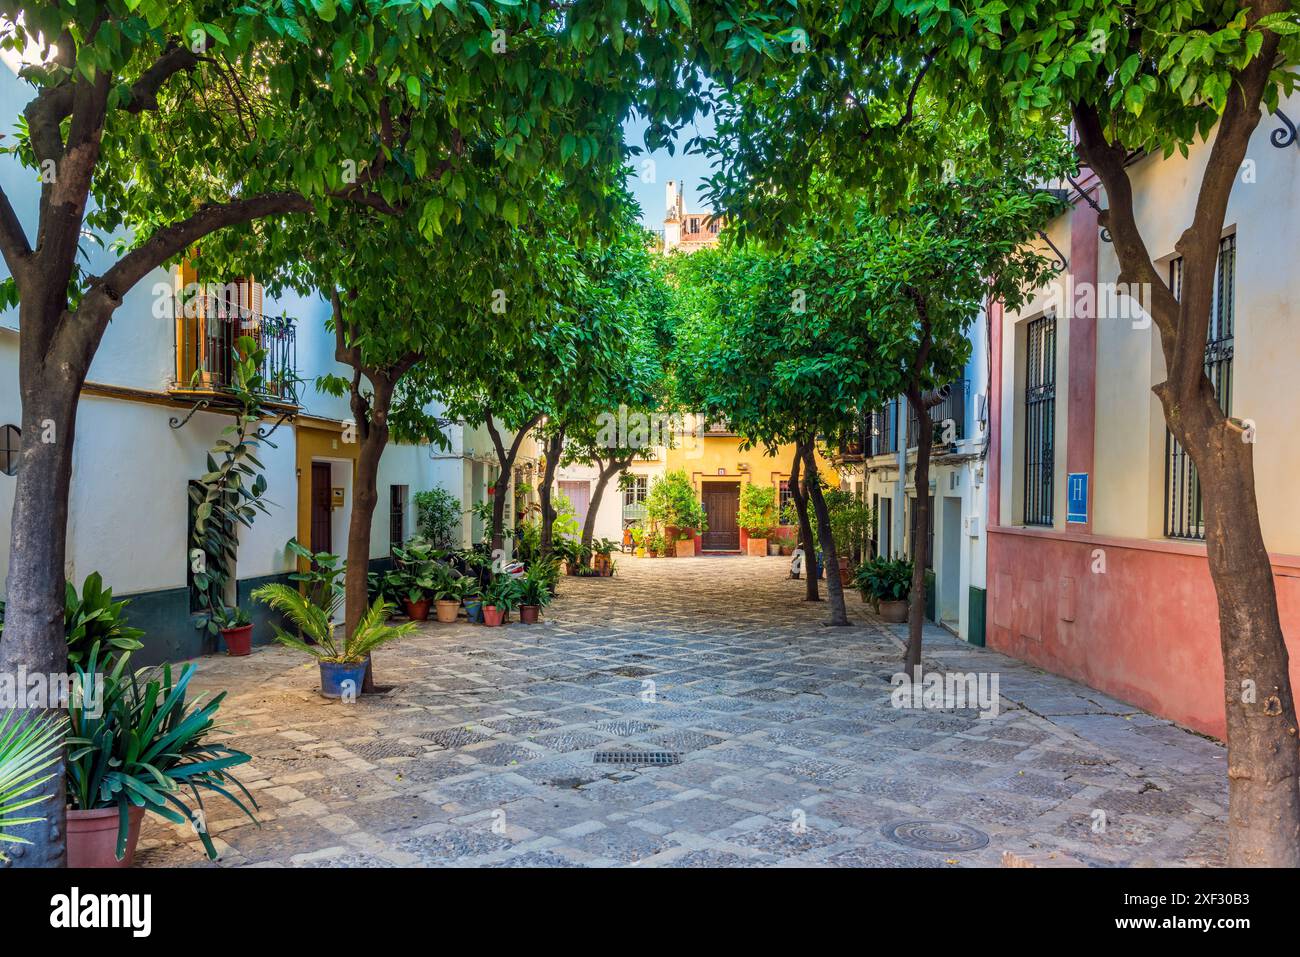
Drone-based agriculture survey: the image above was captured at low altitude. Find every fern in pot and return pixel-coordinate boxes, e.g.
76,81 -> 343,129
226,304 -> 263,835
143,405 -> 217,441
252,586 -> 418,697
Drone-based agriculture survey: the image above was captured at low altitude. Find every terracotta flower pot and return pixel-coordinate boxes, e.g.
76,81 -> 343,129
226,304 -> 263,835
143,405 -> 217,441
67,806 -> 146,868
878,599 -> 909,623
220,623 -> 253,656
519,604 -> 540,623
403,598 -> 430,621
434,599 -> 459,623
768,542 -> 782,557
745,537 -> 768,557
838,556 -> 851,580
593,554 -> 611,576
674,538 -> 696,558
482,605 -> 505,627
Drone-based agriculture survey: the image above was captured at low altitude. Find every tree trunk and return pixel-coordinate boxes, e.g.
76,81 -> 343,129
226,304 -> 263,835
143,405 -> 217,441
904,389 -> 933,672
0,345 -> 84,867
538,429 -> 564,556
801,443 -> 847,625
1072,61 -> 1300,863
483,412 -> 541,554
789,441 -> 819,601
345,379 -> 393,694
581,455 -> 631,549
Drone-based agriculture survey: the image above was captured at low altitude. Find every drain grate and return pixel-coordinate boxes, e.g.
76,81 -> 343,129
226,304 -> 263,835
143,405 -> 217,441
593,748 -> 681,766
881,820 -> 990,853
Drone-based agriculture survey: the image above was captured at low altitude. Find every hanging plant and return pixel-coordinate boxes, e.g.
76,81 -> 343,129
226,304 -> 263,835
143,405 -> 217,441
189,336 -> 276,638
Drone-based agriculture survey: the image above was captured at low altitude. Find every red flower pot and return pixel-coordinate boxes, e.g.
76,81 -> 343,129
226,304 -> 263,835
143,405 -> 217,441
404,598 -> 430,621
67,806 -> 146,868
221,623 -> 253,656
482,605 -> 505,627
519,604 -> 540,623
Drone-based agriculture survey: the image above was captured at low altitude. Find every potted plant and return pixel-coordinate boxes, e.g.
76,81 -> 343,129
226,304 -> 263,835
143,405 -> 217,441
645,530 -> 663,558
462,577 -> 485,624
738,484 -> 778,557
481,574 -> 523,627
519,560 -> 558,623
592,538 -> 618,576
65,646 -> 259,867
213,604 -> 254,656
253,585 -> 418,696
0,711 -> 66,861
429,563 -> 464,623
853,556 -> 914,623
64,572 -> 145,666
645,470 -> 709,558
827,489 -> 875,579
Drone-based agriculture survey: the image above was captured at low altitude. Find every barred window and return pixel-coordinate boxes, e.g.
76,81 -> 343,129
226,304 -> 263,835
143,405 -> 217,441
390,485 -> 408,548
778,479 -> 794,519
1164,235 -> 1235,540
622,474 -> 648,507
1023,313 -> 1057,526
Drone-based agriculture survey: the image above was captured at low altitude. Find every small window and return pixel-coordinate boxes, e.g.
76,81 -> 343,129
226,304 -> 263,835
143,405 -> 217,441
1023,313 -> 1057,526
778,479 -> 794,519
0,424 -> 19,476
390,485 -> 408,548
622,475 -> 648,507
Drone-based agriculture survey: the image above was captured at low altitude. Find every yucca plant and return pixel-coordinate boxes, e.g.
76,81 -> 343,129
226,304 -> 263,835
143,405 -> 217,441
66,645 -> 257,861
0,712 -> 66,860
251,584 -> 418,662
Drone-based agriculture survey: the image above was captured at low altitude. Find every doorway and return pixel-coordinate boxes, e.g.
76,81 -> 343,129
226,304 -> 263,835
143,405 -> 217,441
700,481 -> 740,551
559,480 -> 592,531
940,496 -> 962,629
310,462 -> 332,553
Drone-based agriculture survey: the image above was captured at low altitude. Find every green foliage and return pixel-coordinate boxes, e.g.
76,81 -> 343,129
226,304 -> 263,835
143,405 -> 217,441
521,559 -> 560,607
251,585 -> 417,664
285,538 -> 346,623
854,557 -> 915,605
482,574 -> 524,613
64,572 -> 145,668
0,712 -> 66,859
738,485 -> 778,537
591,538 -> 619,558
65,646 -> 257,861
825,489 -> 875,562
189,338 -> 275,638
414,488 -> 462,549
645,470 -> 708,536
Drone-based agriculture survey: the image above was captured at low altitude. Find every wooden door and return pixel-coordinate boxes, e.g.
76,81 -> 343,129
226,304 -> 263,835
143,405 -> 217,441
701,482 -> 740,550
310,462 -> 332,553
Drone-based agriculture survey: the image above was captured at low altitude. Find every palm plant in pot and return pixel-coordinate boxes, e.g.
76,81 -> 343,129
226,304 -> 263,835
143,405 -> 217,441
65,645 -> 259,866
738,484 -> 778,558
252,585 -> 418,696
854,556 -> 914,623
0,711 -> 66,862
481,574 -> 523,627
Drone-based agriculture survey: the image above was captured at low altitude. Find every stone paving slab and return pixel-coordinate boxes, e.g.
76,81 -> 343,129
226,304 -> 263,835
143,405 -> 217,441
138,556 -> 1227,868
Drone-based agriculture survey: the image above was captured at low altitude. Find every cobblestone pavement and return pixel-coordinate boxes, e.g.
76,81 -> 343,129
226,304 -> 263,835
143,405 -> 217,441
139,556 -> 1228,867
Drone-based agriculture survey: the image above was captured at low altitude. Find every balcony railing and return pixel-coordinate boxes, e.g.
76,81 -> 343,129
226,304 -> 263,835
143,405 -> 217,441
906,380 -> 966,449
869,401 -> 899,457
622,501 -> 648,522
173,293 -> 298,404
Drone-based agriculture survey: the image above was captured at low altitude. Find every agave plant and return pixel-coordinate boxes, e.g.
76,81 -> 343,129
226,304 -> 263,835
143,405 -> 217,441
0,712 -> 67,859
66,645 -> 257,861
251,584 -> 418,662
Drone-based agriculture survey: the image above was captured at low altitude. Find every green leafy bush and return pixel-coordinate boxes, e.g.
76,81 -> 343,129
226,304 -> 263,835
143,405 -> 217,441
414,487 -> 462,547
738,484 -> 778,537
483,574 -> 524,612
853,557 -> 914,605
646,469 -> 709,536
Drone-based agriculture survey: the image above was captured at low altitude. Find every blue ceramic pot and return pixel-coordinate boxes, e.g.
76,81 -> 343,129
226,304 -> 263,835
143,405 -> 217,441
319,659 -> 368,698
464,599 -> 484,624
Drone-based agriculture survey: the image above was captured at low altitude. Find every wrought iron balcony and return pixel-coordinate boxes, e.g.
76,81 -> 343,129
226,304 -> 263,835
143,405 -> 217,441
622,502 -> 648,522
906,380 -> 967,449
172,292 -> 298,405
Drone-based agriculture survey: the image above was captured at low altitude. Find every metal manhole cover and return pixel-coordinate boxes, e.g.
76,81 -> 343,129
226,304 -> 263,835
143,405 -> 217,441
881,820 -> 990,853
593,748 -> 681,766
